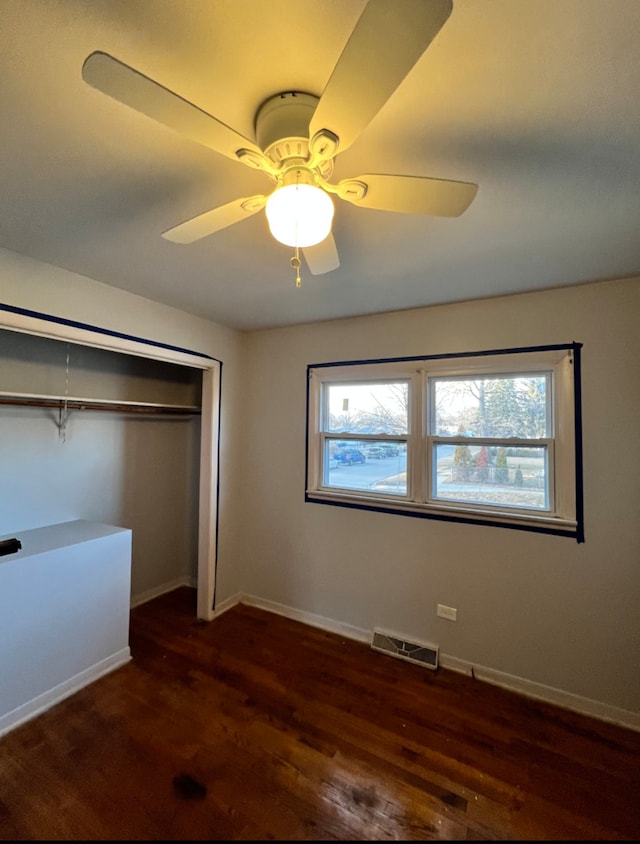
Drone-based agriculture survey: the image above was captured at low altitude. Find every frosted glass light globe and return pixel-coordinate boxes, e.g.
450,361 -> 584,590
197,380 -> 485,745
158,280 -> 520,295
266,184 -> 334,248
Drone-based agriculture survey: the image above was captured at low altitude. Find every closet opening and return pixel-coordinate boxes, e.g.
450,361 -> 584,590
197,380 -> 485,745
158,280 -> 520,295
0,304 -> 221,621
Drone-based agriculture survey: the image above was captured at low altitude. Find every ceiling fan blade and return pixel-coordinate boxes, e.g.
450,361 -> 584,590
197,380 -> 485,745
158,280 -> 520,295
161,195 -> 267,244
82,51 -> 264,164
302,233 -> 340,275
337,174 -> 478,217
309,0 -> 452,154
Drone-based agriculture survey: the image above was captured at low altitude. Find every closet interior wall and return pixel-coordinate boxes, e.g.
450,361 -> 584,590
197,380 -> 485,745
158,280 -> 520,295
0,329 -> 203,603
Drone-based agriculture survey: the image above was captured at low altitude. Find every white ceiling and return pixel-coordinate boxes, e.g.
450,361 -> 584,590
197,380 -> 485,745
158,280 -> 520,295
1,0 -> 639,331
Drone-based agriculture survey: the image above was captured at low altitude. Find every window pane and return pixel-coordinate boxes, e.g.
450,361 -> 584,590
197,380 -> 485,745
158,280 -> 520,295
326,383 -> 409,434
324,440 -> 407,496
432,375 -> 549,438
433,443 -> 549,510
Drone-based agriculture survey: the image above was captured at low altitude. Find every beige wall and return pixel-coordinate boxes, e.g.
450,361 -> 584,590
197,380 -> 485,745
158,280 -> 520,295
240,276 -> 640,720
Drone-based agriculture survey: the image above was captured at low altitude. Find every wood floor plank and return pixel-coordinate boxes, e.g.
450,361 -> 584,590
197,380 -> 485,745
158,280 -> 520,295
0,586 -> 638,840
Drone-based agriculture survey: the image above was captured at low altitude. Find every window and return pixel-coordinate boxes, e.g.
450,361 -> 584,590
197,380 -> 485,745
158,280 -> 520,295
306,344 -> 583,540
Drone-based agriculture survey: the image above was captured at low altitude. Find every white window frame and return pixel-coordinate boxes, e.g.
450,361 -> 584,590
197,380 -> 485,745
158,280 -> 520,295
306,344 -> 583,540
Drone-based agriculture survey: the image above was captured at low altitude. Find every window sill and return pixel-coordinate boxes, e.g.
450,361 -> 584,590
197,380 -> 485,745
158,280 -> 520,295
305,489 -> 579,538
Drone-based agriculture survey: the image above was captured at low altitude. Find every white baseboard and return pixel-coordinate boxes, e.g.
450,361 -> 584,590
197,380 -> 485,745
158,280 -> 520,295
238,592 -> 371,643
439,654 -> 640,732
0,648 -> 131,739
211,591 -> 244,617
228,592 -> 640,734
131,575 -> 196,608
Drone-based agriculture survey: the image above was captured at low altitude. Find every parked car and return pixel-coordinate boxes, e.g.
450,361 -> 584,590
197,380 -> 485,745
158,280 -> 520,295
334,449 -> 366,465
366,446 -> 385,459
380,444 -> 399,457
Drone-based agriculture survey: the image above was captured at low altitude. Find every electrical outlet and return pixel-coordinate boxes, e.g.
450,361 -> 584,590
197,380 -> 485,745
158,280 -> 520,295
437,603 -> 457,622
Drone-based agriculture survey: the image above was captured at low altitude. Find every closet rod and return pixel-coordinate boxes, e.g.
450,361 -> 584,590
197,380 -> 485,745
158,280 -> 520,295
0,395 -> 200,416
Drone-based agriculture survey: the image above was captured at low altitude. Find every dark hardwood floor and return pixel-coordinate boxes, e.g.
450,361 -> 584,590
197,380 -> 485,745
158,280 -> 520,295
1,586 -> 638,840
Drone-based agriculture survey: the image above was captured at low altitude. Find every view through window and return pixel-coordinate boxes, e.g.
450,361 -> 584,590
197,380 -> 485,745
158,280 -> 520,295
306,344 -> 583,540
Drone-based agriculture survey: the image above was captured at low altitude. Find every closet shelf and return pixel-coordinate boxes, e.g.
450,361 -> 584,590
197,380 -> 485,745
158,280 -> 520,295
0,391 -> 201,416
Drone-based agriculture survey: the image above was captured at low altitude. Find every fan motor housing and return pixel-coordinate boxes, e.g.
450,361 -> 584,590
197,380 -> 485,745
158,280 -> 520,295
255,91 -> 317,151
255,91 -> 333,179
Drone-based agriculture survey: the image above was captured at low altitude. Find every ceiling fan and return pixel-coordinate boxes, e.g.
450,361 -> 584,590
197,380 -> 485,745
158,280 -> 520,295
81,0 -> 477,284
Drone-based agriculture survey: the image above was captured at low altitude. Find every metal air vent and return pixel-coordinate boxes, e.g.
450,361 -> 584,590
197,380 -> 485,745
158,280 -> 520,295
372,630 -> 439,670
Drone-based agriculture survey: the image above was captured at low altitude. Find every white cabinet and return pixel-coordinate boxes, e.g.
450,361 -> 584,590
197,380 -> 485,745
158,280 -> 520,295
0,519 -> 132,737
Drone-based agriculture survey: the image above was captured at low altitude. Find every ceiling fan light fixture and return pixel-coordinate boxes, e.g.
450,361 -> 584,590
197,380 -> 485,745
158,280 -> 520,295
266,183 -> 334,248
83,2 -> 474,270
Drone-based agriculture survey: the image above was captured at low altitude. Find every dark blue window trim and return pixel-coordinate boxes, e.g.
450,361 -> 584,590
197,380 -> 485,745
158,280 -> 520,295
0,302 -> 218,363
306,342 -> 584,543
308,341 -> 578,371
304,495 -> 580,539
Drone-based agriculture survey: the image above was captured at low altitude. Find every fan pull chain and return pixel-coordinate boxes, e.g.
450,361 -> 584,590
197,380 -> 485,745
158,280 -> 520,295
290,248 -> 302,288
